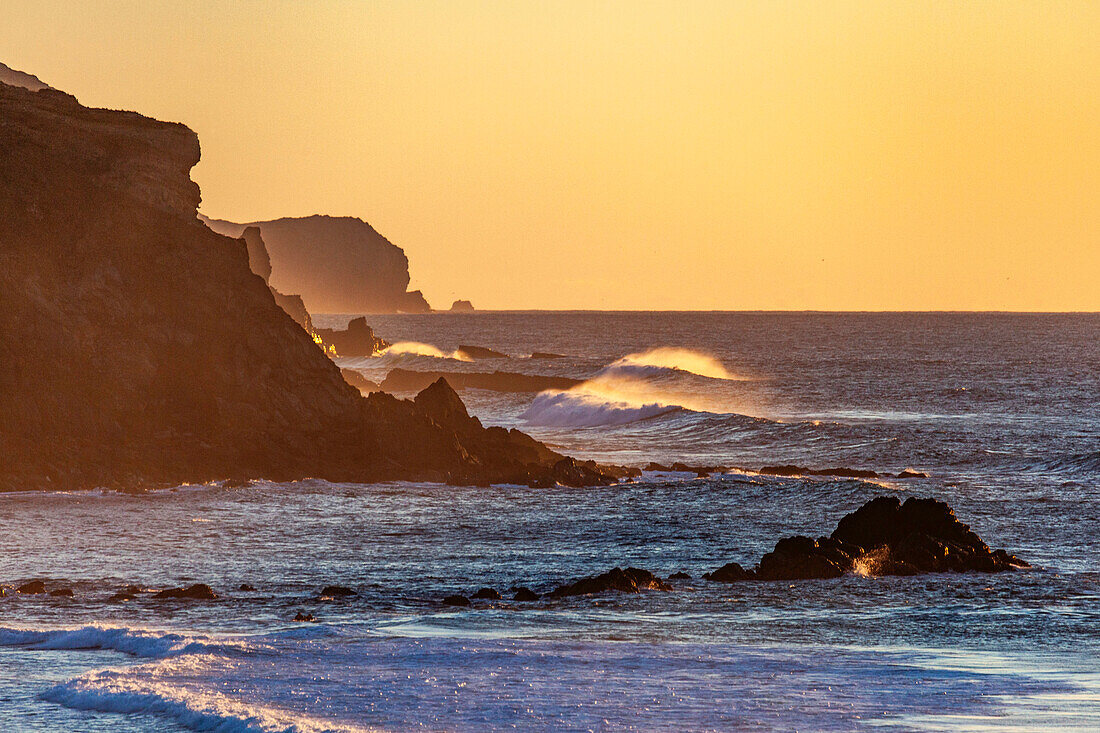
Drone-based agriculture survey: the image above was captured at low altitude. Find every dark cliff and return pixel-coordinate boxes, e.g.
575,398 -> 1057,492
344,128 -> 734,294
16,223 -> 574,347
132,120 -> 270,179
0,76 -> 619,490
202,214 -> 432,314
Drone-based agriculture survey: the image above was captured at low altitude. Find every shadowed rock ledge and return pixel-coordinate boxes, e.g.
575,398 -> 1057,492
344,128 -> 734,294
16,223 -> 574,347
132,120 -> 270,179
0,74 -> 624,491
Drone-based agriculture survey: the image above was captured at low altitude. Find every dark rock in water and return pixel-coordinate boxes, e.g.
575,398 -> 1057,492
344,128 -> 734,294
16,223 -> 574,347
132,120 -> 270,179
381,368 -> 580,395
513,587 -> 540,601
756,536 -> 863,581
319,585 -> 357,598
293,611 -> 317,622
239,583 -> 256,592
340,369 -> 380,395
314,317 -> 388,358
896,470 -> 928,479
457,345 -> 510,360
471,587 -> 501,600
442,594 -> 471,607
109,591 -> 137,602
154,584 -> 217,600
17,580 -> 47,594
49,588 -> 75,597
759,465 -> 879,479
529,352 -> 566,360
703,562 -> 755,582
704,496 -> 1029,583
0,78 -> 626,492
550,567 -> 671,597
668,571 -> 692,580
449,300 -> 475,312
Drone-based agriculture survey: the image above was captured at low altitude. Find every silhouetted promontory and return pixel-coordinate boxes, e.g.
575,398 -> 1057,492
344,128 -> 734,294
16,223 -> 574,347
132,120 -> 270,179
202,214 -> 432,314
0,71 -> 625,491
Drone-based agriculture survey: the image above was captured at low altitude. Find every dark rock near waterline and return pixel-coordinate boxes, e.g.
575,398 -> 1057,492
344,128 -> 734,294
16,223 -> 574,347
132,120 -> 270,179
239,583 -> 257,592
49,588 -> 75,597
758,465 -> 879,479
550,567 -> 671,597
456,345 -> 510,360
154,584 -> 217,600
319,585 -> 357,598
16,580 -> 46,594
529,352 -> 566,360
314,317 -> 388,358
442,594 -> 471,607
109,591 -> 137,602
513,587 -> 540,601
471,587 -> 501,600
896,470 -> 928,479
668,571 -> 692,580
703,562 -> 755,582
293,612 -> 317,622
449,300 -> 475,312
704,496 -> 1029,583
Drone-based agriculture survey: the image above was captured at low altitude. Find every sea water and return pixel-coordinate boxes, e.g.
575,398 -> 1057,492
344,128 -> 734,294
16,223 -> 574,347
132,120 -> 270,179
2,312 -> 1097,731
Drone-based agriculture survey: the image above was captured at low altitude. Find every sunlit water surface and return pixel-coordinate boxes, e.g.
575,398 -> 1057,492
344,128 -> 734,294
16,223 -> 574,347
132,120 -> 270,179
2,312 -> 1098,731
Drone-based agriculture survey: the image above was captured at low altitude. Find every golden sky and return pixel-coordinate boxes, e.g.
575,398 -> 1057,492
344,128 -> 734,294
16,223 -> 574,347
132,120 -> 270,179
5,1 -> 1098,310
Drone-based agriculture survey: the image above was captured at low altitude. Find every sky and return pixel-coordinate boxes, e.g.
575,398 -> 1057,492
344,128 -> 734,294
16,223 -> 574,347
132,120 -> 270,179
4,1 -> 1098,310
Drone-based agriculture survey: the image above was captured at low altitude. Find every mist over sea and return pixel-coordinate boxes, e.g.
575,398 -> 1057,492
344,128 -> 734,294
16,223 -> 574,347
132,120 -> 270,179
3,312 -> 1098,731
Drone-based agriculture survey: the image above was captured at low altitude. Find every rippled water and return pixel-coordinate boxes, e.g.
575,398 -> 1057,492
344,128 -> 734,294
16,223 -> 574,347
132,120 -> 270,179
2,312 -> 1098,731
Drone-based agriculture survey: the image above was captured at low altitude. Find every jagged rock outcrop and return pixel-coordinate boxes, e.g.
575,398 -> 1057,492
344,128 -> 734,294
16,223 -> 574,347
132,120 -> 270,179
703,496 -> 1029,582
380,368 -> 580,394
456,345 -> 509,360
202,214 -> 432,314
0,74 -> 624,491
238,225 -> 314,332
314,317 -> 388,357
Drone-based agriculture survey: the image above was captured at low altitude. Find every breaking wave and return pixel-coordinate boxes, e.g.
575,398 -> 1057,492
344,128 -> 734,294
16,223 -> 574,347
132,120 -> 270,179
522,348 -> 748,427
0,625 -> 243,659
380,341 -> 471,362
610,347 -> 742,381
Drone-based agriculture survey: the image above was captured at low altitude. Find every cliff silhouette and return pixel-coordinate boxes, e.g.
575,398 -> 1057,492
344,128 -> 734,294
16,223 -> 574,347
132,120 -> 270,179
202,214 -> 432,314
0,69 -> 624,491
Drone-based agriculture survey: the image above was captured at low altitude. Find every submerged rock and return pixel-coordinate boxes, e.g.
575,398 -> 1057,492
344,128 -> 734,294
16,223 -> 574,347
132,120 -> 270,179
16,580 -> 46,594
293,612 -> 317,622
154,584 -> 217,600
319,585 -> 357,598
668,571 -> 693,580
239,583 -> 257,592
49,588 -> 75,597
442,594 -> 471,607
550,567 -> 671,597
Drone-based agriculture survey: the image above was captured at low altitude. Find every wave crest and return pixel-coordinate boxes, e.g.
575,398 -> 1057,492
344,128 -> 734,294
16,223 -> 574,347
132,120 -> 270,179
0,625 -> 243,659
380,341 -> 472,362
610,347 -> 741,381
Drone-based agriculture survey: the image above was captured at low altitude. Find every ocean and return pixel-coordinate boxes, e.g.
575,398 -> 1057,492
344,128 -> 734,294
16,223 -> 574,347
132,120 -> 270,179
2,312 -> 1098,731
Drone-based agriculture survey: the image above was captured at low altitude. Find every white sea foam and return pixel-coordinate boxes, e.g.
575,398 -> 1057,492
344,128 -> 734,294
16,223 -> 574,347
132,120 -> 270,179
522,347 -> 745,427
44,669 -> 372,733
380,341 -> 471,362
609,347 -> 742,381
0,625 -> 243,659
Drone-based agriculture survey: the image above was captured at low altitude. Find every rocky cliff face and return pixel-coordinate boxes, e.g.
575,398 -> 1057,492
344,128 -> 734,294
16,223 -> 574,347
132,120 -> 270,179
0,74 -> 619,490
202,214 -> 432,314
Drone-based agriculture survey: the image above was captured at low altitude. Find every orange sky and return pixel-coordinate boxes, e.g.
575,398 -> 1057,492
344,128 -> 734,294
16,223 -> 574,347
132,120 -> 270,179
4,1 -> 1098,310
